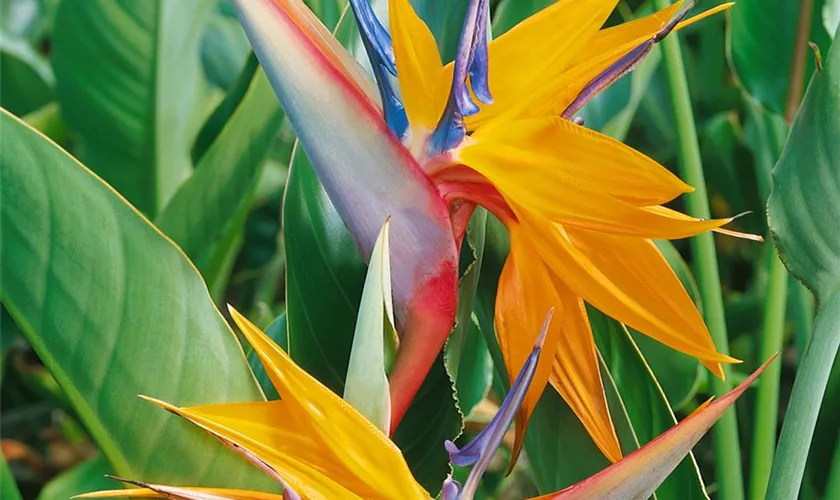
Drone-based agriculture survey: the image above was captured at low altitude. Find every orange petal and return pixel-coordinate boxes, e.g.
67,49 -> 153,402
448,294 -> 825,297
227,308 -> 430,500
458,130 -> 738,239
515,208 -> 737,371
490,2 -> 733,121
495,225 -> 564,463
547,278 -> 623,463
389,0 -> 447,131
467,116 -> 693,206
461,0 -> 618,129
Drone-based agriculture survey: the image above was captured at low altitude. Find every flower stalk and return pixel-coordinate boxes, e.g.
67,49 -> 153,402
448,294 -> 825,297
652,0 -> 744,498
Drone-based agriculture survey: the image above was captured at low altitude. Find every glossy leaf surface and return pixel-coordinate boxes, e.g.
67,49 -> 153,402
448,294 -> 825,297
0,111 -> 273,489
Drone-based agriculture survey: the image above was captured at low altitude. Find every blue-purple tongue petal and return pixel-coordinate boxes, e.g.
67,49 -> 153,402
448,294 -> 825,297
349,0 -> 397,75
562,0 -> 696,119
349,0 -> 408,137
429,0 -> 493,154
446,310 -> 554,498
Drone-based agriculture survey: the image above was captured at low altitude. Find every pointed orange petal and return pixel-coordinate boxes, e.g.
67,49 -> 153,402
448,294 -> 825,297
515,208 -> 737,370
458,133 -> 737,240
547,279 -> 622,463
495,225 -> 563,463
227,307 -> 429,500
564,229 -> 732,377
453,0 -> 617,129
141,398 -> 361,500
493,2 -> 733,121
467,116 -> 693,206
389,0 -> 447,131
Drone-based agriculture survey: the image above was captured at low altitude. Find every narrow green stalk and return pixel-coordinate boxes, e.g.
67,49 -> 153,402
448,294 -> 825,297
791,281 -> 815,362
653,1 -> 743,498
767,294 -> 840,499
749,251 -> 788,500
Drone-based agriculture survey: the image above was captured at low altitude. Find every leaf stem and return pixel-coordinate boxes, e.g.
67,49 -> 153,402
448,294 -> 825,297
766,294 -> 840,499
652,1 -> 743,498
784,0 -> 813,122
749,250 -> 788,500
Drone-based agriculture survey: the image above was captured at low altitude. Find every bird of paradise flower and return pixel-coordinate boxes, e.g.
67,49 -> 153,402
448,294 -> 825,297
229,0 -> 760,463
78,307 -> 773,500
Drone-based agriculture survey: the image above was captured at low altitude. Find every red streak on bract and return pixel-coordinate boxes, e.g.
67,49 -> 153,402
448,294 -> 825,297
388,258 -> 459,432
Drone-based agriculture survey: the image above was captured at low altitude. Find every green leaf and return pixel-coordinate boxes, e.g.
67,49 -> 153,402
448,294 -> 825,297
36,455 -> 113,500
0,30 -> 55,116
446,210 -> 491,417
768,28 -> 840,307
411,0 -> 469,62
0,452 -> 22,500
0,111 -> 274,490
452,318 -> 492,417
765,24 -> 840,499
155,65 -> 284,279
284,147 -> 367,393
52,0 -> 216,216
547,358 -> 773,500
729,0 -> 832,114
632,240 -> 702,410
344,220 -> 397,434
248,312 -> 287,400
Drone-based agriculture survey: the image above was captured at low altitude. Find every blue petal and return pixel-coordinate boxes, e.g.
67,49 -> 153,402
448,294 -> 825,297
562,0 -> 696,119
349,0 -> 397,75
428,0 -> 493,155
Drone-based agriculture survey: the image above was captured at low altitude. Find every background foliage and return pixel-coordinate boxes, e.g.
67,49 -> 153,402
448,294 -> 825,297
1,0 -> 838,498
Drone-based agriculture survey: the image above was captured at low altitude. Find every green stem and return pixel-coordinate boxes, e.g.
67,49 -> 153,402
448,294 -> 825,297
766,294 -> 840,499
791,281 -> 815,362
653,1 -> 744,498
749,250 -> 788,500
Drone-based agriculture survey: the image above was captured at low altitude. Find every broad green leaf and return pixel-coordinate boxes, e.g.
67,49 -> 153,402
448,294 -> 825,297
284,147 -> 367,393
344,220 -> 398,434
36,455 -> 113,500
0,453 -> 22,500
0,111 -> 274,490
155,65 -> 284,281
52,0 -> 216,216
768,26 -> 840,306
0,30 -> 54,116
765,25 -> 840,499
492,0 -> 555,36
592,310 -> 708,499
729,0 -> 832,114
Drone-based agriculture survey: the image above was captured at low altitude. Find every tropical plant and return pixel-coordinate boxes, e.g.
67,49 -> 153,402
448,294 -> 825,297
1,0 -> 838,499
